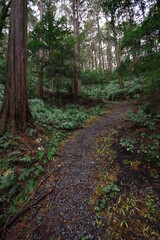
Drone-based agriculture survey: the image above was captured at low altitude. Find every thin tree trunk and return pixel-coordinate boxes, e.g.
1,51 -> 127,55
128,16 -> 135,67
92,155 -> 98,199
91,48 -> 94,70
107,42 -> 112,74
0,0 -> 31,135
112,26 -> 120,67
94,50 -> 98,72
37,0 -> 44,98
96,13 -> 102,71
101,43 -> 105,73
72,0 -> 80,102
112,24 -> 124,88
105,18 -> 112,74
140,0 -> 145,20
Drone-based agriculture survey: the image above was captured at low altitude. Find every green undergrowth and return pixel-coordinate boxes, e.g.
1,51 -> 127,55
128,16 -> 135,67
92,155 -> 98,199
29,99 -> 106,130
91,102 -> 160,240
82,77 -> 145,100
0,99 -> 107,227
125,105 -> 160,166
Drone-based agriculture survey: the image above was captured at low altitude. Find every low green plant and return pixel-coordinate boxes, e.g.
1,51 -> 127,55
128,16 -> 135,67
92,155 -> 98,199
141,140 -> 160,166
0,168 -> 15,190
128,108 -> 155,130
96,183 -> 120,212
103,183 -> 120,197
29,99 -> 105,131
0,133 -> 12,153
120,137 -> 136,153
81,235 -> 89,240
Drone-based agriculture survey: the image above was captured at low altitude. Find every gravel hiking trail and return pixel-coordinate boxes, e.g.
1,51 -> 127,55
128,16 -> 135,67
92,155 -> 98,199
4,102 -> 137,240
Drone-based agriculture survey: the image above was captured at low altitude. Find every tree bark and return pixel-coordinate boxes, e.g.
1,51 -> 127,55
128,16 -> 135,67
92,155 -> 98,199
112,24 -> 124,88
37,0 -> 44,98
94,50 -> 98,72
0,0 -> 31,135
105,18 -> 112,74
96,12 -> 102,72
101,43 -> 105,73
72,0 -> 80,103
107,41 -> 112,74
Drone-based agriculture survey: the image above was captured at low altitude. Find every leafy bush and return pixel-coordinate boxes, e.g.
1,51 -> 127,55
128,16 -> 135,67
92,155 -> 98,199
128,108 -> 156,130
82,77 -> 147,100
29,99 -> 56,126
104,82 -> 125,100
124,78 -> 144,95
120,137 -> 136,153
141,140 -> 160,166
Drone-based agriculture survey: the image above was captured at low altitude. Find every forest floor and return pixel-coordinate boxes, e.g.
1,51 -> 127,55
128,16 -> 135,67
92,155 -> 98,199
1,100 -> 160,240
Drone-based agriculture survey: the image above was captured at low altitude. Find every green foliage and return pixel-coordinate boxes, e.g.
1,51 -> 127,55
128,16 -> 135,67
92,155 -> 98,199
10,178 -> 38,213
0,168 -> 15,190
104,82 -> 124,100
121,8 -> 160,50
96,183 -> 120,212
120,137 -> 136,153
119,5 -> 160,94
141,140 -> 160,166
0,132 -> 12,153
124,78 -> 143,95
127,106 -> 160,165
82,77 -> 146,100
128,108 -> 156,130
0,149 -> 45,223
103,183 -> 120,197
0,57 -> 6,84
29,99 -> 55,127
81,235 -> 89,240
80,70 -> 108,85
28,12 -> 75,89
29,99 -> 105,130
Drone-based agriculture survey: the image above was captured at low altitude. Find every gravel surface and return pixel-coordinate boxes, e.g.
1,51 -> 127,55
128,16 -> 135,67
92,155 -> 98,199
5,102 -> 134,240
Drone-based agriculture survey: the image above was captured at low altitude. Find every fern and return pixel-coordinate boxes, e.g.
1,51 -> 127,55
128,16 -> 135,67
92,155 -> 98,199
25,179 -> 37,193
0,169 -> 15,190
18,168 -> 34,181
20,155 -> 32,162
0,133 -> 12,153
104,82 -> 125,100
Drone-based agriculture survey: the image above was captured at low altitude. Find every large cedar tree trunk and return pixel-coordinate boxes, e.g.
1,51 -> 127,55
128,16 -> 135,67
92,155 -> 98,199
0,0 -> 31,135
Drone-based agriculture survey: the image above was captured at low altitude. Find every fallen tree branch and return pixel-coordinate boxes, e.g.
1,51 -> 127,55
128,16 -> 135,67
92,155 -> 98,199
19,171 -> 53,213
0,187 -> 54,235
0,164 -> 63,235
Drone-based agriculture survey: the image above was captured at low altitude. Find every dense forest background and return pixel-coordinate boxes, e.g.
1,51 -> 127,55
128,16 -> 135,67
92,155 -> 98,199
0,0 -> 160,239
0,0 -> 160,112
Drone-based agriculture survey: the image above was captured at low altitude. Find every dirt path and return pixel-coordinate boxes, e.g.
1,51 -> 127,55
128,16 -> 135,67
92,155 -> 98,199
4,101 -> 159,240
